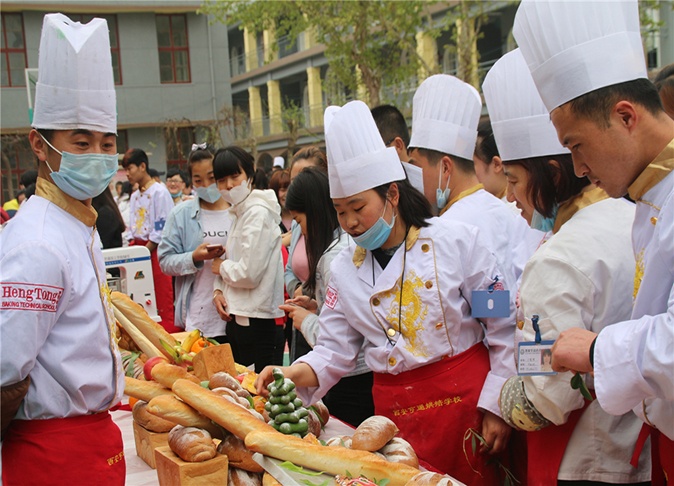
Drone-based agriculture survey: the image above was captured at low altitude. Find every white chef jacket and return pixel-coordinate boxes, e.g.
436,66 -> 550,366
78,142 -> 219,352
594,139 -> 674,440
128,180 -> 175,243
296,218 -> 517,417
518,189 -> 648,482
441,185 -> 542,286
0,178 -> 124,420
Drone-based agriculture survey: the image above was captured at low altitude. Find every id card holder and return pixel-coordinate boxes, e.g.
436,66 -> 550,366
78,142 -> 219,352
471,289 -> 510,318
517,340 -> 557,376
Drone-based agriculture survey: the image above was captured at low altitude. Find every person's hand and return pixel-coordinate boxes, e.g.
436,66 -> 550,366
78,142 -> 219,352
285,295 -> 318,312
480,410 -> 511,455
281,231 -> 292,248
255,365 -> 279,397
279,304 -> 312,329
212,292 -> 231,321
551,328 -> 596,373
293,285 -> 303,299
211,257 -> 224,275
192,243 -> 225,263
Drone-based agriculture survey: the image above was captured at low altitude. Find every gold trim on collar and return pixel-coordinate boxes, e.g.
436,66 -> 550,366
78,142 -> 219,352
140,179 -> 156,193
440,183 -> 484,215
352,226 -> 421,268
35,178 -> 97,226
627,138 -> 674,202
552,185 -> 608,234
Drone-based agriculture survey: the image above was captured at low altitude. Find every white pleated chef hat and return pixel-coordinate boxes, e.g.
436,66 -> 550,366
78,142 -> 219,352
408,74 -> 482,160
33,13 -> 117,134
483,49 -> 569,162
325,101 -> 405,199
513,0 -> 647,113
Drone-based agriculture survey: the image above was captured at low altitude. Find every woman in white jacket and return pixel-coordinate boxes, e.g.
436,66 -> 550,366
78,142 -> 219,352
211,146 -> 285,372
280,167 -> 374,426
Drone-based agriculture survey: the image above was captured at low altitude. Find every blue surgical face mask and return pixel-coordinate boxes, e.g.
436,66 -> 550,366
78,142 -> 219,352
436,165 -> 450,211
42,136 -> 119,200
530,205 -> 558,232
352,200 -> 396,251
171,191 -> 183,200
194,183 -> 221,204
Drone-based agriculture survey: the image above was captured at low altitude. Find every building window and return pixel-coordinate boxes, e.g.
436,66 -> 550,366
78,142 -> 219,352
69,14 -> 122,85
1,13 -> 28,87
165,126 -> 194,170
116,129 -> 129,155
156,14 -> 191,84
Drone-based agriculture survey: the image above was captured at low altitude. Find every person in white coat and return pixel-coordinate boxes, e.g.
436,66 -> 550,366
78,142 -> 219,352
407,74 -> 541,286
256,101 -> 518,485
211,146 -> 285,373
0,14 -> 125,484
512,0 -> 674,479
485,48 -> 648,485
279,167 -> 373,427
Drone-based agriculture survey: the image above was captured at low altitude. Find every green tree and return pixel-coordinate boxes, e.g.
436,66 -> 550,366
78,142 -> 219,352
200,0 -> 440,107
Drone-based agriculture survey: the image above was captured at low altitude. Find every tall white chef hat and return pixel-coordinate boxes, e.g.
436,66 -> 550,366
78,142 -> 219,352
483,49 -> 569,162
273,156 -> 284,168
408,74 -> 482,161
325,101 -> 405,199
33,13 -> 117,134
513,0 -> 646,113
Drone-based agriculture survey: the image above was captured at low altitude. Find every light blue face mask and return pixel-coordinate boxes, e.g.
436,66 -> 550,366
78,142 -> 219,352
42,136 -> 119,200
194,183 -> 221,204
530,205 -> 558,232
352,200 -> 396,251
436,165 -> 450,211
171,191 -> 183,200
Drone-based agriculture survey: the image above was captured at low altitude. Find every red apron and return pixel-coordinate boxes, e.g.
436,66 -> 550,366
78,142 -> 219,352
2,412 -> 125,485
130,238 -> 179,333
631,425 -> 673,485
372,343 -> 501,485
526,399 -> 591,485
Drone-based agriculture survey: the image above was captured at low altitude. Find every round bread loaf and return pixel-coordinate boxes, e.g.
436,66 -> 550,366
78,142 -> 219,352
132,400 -> 175,433
310,400 -> 330,426
379,437 -> 419,468
228,467 -> 263,486
210,372 -> 250,398
405,472 -> 455,485
211,387 -> 251,408
351,415 -> 399,452
216,432 -> 264,473
168,425 -> 217,462
307,408 -> 322,437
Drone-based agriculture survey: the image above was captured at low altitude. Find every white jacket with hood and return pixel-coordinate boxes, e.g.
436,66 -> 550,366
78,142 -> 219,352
214,189 -> 285,319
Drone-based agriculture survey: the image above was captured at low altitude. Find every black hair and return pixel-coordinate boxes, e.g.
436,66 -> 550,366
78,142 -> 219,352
36,129 -> 54,143
370,104 -> 410,148
120,181 -> 133,197
92,186 -> 125,230
24,183 -> 36,200
166,168 -> 186,182
19,170 -> 37,188
285,168 -> 341,297
373,177 -> 432,229
568,78 -> 664,128
252,167 -> 269,190
213,146 -> 255,180
187,145 -> 214,178
122,148 -> 149,169
475,119 -> 499,164
256,152 -> 274,173
412,147 -> 474,174
502,153 -> 590,218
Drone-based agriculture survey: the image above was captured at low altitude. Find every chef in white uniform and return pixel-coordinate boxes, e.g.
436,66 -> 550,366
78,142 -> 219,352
512,0 -> 674,480
257,100 -> 517,485
407,74 -> 541,286
0,14 -> 125,484
486,48 -> 649,485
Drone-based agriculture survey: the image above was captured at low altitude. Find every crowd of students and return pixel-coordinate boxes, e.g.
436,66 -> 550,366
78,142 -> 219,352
2,2 -> 674,484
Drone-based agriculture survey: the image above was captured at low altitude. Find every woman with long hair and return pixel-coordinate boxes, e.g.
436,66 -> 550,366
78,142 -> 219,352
256,101 -> 517,484
92,186 -> 125,249
280,167 -> 373,426
158,145 -> 232,341
211,146 -> 285,372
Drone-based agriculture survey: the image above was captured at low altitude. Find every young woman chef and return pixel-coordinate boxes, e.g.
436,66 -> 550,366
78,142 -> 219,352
257,100 -> 518,485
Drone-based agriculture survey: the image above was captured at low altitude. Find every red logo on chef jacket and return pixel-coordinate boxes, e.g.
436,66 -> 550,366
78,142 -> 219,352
325,285 -> 338,309
1,282 -> 64,312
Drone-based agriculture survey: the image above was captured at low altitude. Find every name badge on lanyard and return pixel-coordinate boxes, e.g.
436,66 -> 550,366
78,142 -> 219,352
472,276 -> 510,318
517,314 -> 557,376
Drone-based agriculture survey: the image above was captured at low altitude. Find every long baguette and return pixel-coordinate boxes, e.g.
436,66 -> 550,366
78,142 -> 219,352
245,429 -> 420,486
124,376 -> 174,402
146,395 -> 225,439
113,306 -> 163,358
151,362 -> 201,389
171,379 -> 276,440
111,291 -> 177,356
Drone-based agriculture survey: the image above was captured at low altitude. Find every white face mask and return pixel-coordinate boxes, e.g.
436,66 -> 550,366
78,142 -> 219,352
436,164 -> 450,210
219,178 -> 251,206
